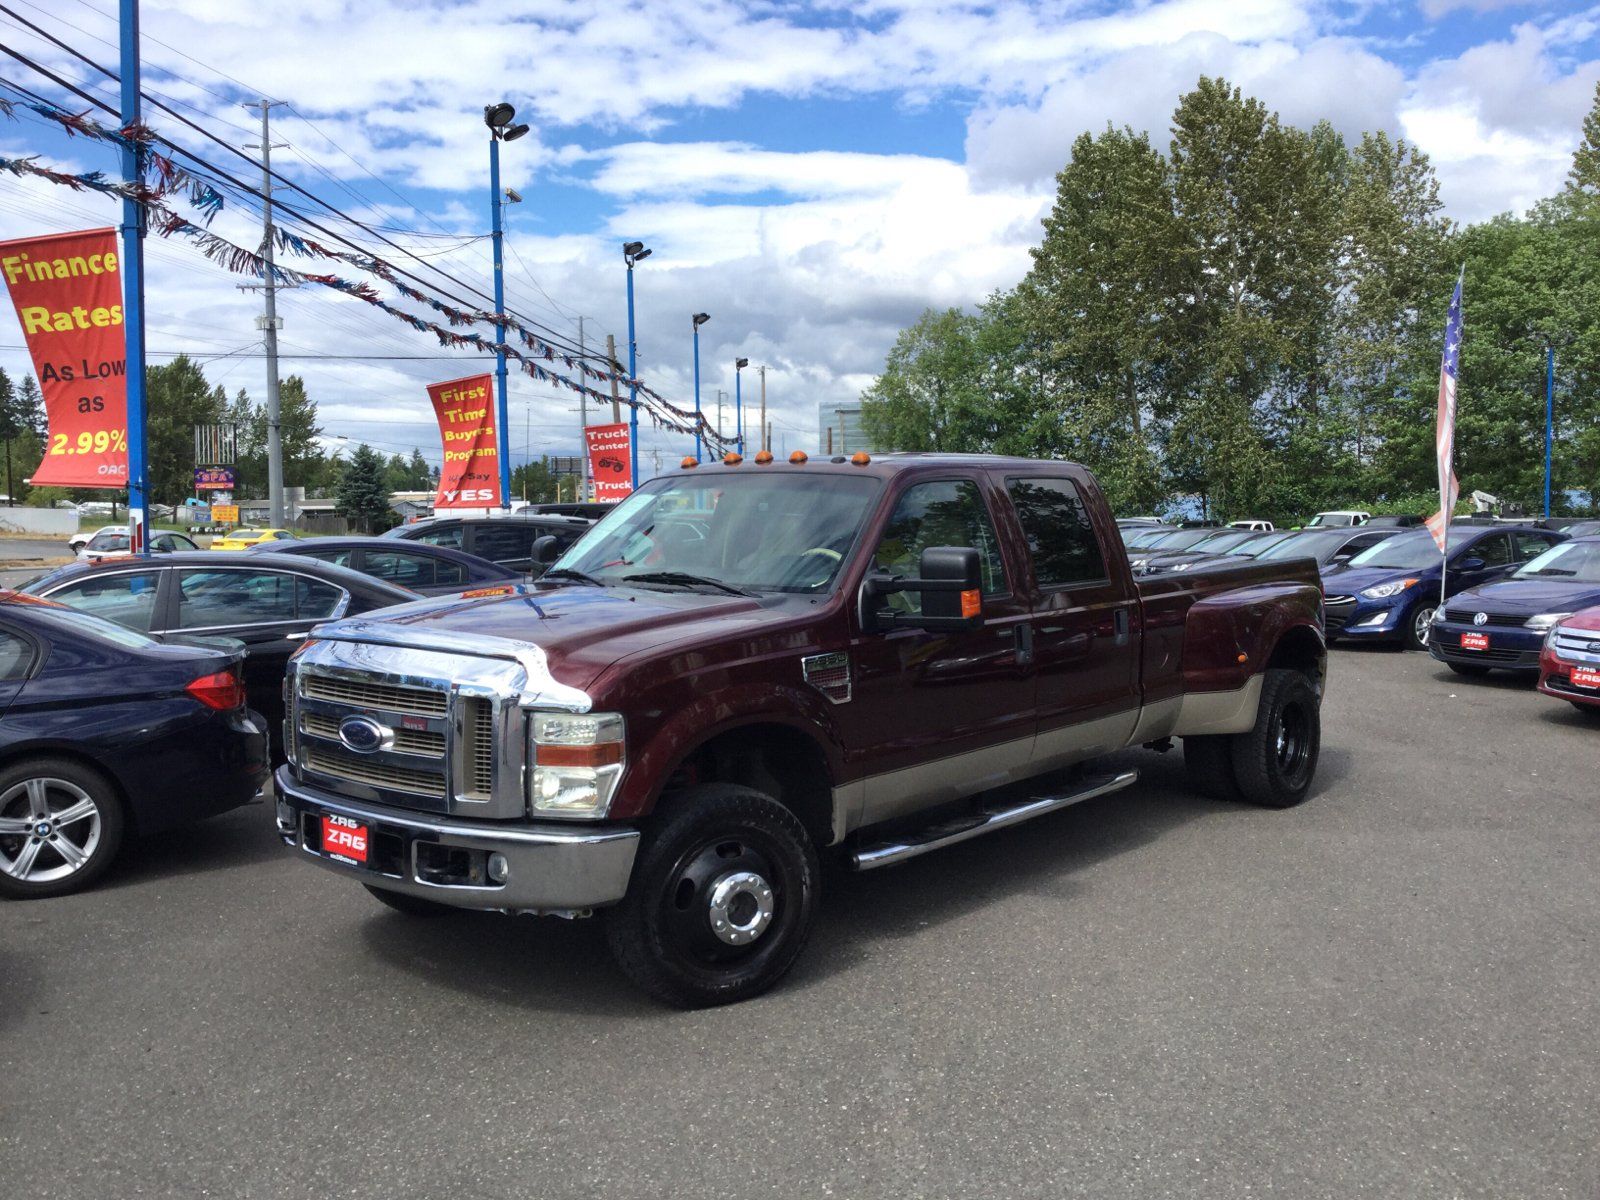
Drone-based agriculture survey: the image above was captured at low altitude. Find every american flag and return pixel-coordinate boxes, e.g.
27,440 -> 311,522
1424,270 -> 1464,553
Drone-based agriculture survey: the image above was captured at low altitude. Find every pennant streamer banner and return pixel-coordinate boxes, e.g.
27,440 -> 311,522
0,227 -> 130,487
584,423 -> 634,503
428,374 -> 502,508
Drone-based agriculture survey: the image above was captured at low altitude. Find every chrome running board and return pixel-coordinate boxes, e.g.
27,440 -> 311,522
850,769 -> 1139,871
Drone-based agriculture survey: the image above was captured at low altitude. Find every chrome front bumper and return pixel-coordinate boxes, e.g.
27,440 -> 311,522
274,767 -> 639,913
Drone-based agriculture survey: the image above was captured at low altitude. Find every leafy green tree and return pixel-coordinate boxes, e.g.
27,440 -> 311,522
511,455 -> 561,503
145,355 -> 225,505
1567,80 -> 1600,196
335,443 -> 393,532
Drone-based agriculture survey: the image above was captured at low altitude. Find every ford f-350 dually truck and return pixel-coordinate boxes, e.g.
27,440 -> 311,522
274,453 -> 1326,1005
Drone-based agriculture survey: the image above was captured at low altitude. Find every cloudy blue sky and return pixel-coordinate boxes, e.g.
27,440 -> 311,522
1,0 -> 1597,481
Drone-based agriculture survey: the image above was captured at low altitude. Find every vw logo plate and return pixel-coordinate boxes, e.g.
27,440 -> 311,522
1473,612 -> 1489,626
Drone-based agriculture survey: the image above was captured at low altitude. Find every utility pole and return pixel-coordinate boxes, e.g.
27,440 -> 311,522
245,98 -> 289,527
606,333 -> 622,423
758,365 -> 767,453
716,389 -> 725,442
118,0 -> 150,554
577,315 -> 588,501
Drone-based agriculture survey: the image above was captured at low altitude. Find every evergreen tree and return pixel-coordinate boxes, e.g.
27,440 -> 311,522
14,373 -> 46,437
335,443 -> 393,532
1567,80 -> 1600,196
0,368 -> 18,505
407,449 -> 431,489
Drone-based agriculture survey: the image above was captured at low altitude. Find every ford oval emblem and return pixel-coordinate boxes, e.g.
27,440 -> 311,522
1473,612 -> 1489,626
338,715 -> 390,755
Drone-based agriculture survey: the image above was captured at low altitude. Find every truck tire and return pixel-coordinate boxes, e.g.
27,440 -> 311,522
0,756 -> 125,899
1183,736 -> 1242,802
604,783 -> 819,1008
1229,668 -> 1321,808
363,883 -> 457,917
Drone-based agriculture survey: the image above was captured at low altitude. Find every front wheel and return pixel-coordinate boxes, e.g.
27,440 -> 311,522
1406,603 -> 1437,652
604,783 -> 819,1007
0,757 -> 125,899
1229,669 -> 1322,808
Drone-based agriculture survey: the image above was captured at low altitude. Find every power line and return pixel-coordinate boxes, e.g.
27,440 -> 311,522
0,12 -> 609,368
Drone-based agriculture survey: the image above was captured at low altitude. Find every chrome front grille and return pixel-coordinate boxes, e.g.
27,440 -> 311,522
306,745 -> 446,799
1551,630 -> 1600,660
462,697 -> 493,799
301,674 -> 448,717
301,711 -> 445,759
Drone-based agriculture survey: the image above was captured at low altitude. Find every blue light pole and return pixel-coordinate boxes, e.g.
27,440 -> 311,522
119,0 -> 150,556
692,312 -> 710,462
1544,342 -> 1554,519
623,241 -> 651,487
484,103 -> 529,509
734,357 -> 748,455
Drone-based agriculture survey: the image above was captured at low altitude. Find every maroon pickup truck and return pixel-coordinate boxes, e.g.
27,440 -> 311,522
275,453 -> 1325,1005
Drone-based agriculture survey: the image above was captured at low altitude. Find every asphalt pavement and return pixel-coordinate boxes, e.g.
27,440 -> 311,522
2,647 -> 1597,1199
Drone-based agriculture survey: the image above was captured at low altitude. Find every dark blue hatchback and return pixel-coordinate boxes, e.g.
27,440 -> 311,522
1430,536 -> 1600,675
1320,524 -> 1566,651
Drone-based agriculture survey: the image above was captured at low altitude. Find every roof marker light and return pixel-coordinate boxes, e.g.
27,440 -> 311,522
723,452 -> 743,465
754,450 -> 773,464
789,450 -> 808,464
851,452 -> 871,466
681,456 -> 698,469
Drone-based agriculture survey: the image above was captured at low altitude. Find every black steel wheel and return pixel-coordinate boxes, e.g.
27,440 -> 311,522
604,783 -> 819,1007
1229,669 -> 1322,809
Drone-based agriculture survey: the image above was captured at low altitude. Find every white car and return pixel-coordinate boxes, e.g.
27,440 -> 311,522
79,529 -> 200,561
1229,519 -> 1275,531
69,524 -> 124,554
1305,510 -> 1371,528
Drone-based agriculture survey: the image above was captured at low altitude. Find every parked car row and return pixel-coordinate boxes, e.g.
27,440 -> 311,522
1119,515 -> 1600,721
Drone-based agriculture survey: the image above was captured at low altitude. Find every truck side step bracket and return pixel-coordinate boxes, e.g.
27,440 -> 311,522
850,769 -> 1139,871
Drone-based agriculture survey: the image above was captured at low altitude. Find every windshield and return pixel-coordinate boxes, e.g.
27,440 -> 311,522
1123,527 -> 1174,548
552,472 -> 882,593
86,532 -> 130,551
1348,530 -> 1467,570
1513,539 -> 1600,582
1235,530 -> 1298,558
1141,528 -> 1218,553
1307,513 -> 1358,527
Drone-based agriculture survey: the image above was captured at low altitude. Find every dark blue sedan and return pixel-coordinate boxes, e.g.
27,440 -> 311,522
0,592 -> 268,898
243,536 -> 519,595
1430,536 -> 1600,675
1320,524 -> 1567,651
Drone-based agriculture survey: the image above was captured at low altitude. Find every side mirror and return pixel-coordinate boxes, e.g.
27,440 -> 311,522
859,546 -> 983,633
532,534 -> 560,566
1457,556 -> 1486,572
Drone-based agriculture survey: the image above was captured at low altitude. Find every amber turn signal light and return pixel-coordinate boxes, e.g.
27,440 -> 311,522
755,450 -> 773,464
850,451 -> 871,465
960,589 -> 981,619
535,742 -> 625,769
789,450 -> 808,464
723,452 -> 743,465
681,456 -> 698,469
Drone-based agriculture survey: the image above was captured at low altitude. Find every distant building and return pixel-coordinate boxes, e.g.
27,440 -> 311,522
817,403 -> 884,456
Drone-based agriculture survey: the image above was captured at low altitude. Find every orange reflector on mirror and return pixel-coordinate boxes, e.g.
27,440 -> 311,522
960,589 -> 981,618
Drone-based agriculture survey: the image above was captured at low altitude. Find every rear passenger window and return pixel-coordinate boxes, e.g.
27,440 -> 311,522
48,570 -> 162,632
364,550 -> 435,588
1515,532 -> 1556,561
1007,478 -> 1108,587
471,524 -> 535,566
0,629 -> 34,679
413,524 -> 464,550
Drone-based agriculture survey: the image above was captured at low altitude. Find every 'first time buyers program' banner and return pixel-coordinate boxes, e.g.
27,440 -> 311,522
428,373 -> 503,508
0,227 -> 129,487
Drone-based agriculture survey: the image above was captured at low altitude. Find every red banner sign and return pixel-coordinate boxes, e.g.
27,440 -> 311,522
584,423 -> 632,502
0,228 -> 129,487
428,373 -> 501,508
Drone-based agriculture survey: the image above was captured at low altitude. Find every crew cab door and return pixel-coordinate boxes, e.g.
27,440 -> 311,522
845,475 -> 1037,827
1001,472 -> 1141,766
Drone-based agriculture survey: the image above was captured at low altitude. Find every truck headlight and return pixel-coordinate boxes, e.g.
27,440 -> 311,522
528,712 -> 624,818
1524,612 -> 1572,633
1360,578 -> 1419,600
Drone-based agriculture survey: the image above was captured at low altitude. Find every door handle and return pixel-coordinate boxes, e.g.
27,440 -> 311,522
1014,622 -> 1034,666
1113,608 -> 1130,645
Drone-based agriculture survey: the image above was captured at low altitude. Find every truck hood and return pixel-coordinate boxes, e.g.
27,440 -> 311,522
1446,579 -> 1600,618
319,582 -> 777,691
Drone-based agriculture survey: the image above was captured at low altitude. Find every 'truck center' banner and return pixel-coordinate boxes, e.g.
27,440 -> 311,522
584,422 -> 633,502
0,227 -> 130,487
428,373 -> 502,508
